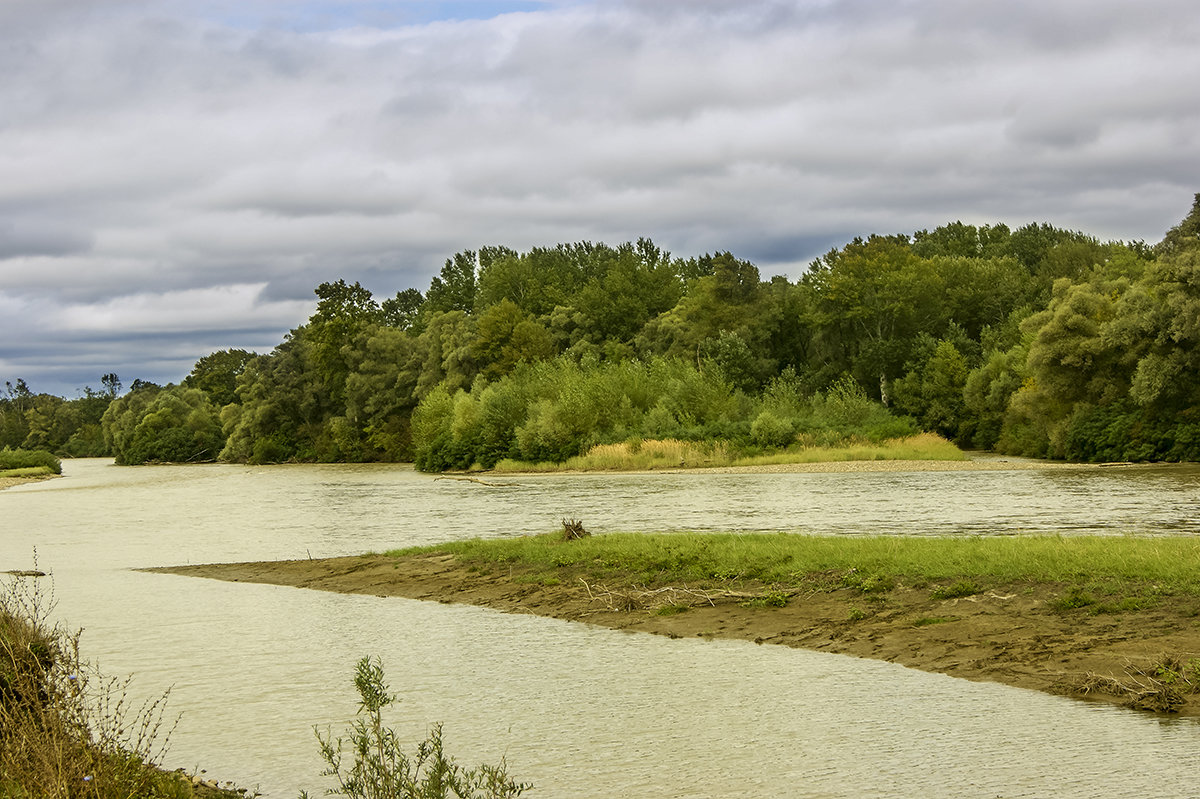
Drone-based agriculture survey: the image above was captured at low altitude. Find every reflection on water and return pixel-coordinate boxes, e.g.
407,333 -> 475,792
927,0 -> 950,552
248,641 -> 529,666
3,459 -> 1200,797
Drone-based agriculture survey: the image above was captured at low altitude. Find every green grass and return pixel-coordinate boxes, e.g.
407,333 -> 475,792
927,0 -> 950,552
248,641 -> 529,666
0,466 -> 56,479
490,433 -> 964,473
929,579 -> 983,599
386,532 -> 1200,598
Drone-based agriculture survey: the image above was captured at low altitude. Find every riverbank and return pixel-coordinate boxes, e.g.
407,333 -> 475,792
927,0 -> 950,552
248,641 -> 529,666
152,533 -> 1200,717
0,470 -> 59,490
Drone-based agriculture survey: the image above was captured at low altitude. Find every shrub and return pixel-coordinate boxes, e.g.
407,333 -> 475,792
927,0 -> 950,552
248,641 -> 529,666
0,447 -> 61,475
749,410 -> 794,448
303,656 -> 530,799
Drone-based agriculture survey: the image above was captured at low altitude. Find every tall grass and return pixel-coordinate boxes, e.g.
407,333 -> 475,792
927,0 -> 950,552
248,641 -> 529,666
490,433 -> 962,473
0,575 -> 201,798
389,532 -> 1200,596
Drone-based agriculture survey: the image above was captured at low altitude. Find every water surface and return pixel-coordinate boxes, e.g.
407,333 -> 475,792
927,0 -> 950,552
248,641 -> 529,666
3,459 -> 1199,797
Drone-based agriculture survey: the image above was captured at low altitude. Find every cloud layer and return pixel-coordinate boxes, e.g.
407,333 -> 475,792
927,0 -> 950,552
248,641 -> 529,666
3,0 -> 1198,395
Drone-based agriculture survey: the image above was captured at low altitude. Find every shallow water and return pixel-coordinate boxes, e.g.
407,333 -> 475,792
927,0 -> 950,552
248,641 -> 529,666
3,459 -> 1200,797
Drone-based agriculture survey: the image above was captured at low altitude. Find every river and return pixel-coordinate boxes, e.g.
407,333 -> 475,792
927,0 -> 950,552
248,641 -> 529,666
3,458 -> 1200,797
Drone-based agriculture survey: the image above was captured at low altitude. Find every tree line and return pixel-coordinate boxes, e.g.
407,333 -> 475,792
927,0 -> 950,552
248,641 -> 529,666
5,196 -> 1198,467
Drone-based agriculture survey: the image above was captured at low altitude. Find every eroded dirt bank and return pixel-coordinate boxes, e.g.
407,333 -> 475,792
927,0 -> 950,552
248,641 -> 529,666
150,552 -> 1200,717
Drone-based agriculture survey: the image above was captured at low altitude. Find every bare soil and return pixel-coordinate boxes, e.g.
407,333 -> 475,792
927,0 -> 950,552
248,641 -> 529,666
151,552 -> 1200,717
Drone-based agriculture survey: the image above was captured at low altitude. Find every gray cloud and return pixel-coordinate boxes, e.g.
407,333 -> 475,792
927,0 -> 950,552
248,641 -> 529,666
2,0 -> 1198,395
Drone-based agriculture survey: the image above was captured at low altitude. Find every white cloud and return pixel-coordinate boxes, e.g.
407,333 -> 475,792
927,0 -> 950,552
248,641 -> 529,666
2,0 -> 1199,393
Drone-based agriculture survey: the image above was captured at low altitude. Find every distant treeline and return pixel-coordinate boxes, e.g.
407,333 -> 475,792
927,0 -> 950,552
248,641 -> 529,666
4,196 -> 1199,468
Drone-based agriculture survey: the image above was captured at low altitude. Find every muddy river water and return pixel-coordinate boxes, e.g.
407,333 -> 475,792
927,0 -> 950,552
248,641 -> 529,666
3,458 -> 1200,797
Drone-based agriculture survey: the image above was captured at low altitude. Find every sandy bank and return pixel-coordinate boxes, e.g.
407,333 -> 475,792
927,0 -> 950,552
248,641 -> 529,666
0,474 -> 58,491
150,552 -> 1200,717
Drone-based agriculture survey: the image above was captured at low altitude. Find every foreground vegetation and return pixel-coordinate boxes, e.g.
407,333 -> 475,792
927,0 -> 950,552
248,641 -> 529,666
1,576 -> 529,799
390,531 -> 1200,605
5,197 -> 1200,467
0,447 -> 61,477
0,577 -> 202,798
302,657 -> 530,799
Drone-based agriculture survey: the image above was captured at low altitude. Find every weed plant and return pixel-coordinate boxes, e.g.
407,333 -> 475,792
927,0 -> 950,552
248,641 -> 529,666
302,656 -> 530,799
0,574 -> 192,798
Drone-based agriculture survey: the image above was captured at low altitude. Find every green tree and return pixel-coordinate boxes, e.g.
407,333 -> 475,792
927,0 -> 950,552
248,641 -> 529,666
803,236 -> 945,398
470,300 -> 556,382
424,250 -> 479,315
381,288 -> 425,332
185,349 -> 254,407
308,280 -> 383,409
102,385 -> 224,465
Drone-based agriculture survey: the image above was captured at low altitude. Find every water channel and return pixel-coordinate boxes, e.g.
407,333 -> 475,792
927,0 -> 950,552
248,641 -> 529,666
3,458 -> 1200,797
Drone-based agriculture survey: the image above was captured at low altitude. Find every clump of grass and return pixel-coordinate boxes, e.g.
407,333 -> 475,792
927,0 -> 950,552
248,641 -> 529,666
840,571 -> 895,594
930,580 -> 982,600
1050,586 -> 1097,611
911,617 -> 951,627
1091,596 -> 1149,615
0,573 -> 212,798
655,604 -> 689,616
302,656 -> 530,799
739,589 -> 790,609
847,607 -> 867,621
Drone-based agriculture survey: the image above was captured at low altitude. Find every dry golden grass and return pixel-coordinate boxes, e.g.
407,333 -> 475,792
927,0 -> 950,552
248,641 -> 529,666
492,433 -> 963,473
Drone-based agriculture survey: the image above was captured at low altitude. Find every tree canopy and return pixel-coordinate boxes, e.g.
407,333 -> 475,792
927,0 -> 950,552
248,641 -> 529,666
8,196 -> 1200,468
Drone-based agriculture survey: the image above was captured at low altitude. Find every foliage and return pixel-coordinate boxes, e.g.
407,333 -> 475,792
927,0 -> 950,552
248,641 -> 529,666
1,378 -> 117,457
184,349 -> 254,407
1,575 -> 197,799
17,198 -> 1200,468
302,656 -> 530,799
0,447 -> 62,475
102,385 -> 225,465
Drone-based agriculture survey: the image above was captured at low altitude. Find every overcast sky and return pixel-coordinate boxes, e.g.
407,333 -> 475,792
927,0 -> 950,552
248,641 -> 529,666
3,0 -> 1198,396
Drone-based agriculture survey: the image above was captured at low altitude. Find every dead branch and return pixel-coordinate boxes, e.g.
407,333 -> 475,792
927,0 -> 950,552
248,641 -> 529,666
434,475 -> 519,487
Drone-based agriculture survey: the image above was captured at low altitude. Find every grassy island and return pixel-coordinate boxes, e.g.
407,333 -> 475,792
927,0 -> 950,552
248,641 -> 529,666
157,531 -> 1200,717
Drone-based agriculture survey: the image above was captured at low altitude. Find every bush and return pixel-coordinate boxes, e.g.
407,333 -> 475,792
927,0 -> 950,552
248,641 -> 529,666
0,447 -> 61,475
749,410 -> 794,448
303,656 -> 530,799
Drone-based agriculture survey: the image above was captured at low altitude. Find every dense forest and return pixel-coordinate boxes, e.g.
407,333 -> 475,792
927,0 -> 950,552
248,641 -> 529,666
4,196 -> 1199,469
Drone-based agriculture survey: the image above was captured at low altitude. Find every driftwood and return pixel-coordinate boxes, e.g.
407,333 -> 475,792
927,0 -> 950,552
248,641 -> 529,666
434,475 -> 518,487
561,518 -> 590,540
578,578 -> 799,613
1060,655 -> 1197,712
